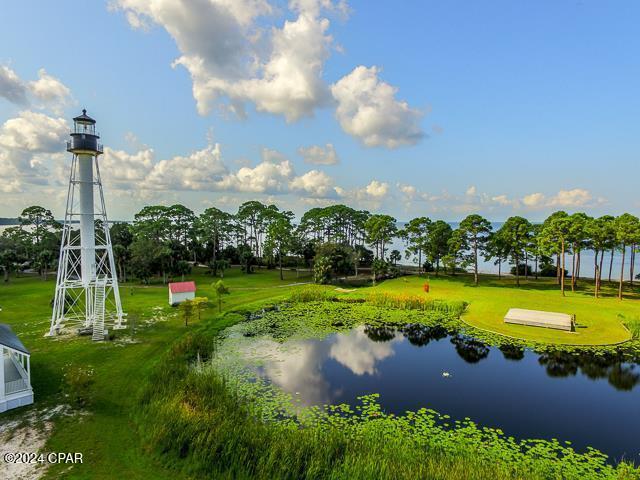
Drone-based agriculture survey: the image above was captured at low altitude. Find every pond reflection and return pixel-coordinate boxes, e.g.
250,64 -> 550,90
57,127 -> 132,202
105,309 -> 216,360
538,351 -> 640,390
229,324 -> 640,461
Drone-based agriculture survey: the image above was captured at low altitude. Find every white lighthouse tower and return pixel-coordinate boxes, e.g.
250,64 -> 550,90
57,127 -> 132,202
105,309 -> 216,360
49,110 -> 125,340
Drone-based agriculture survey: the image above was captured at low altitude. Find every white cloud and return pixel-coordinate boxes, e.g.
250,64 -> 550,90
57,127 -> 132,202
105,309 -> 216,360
365,179 -> 388,198
0,110 -> 67,152
101,147 -> 155,188
113,0 -> 337,122
0,110 -> 68,189
216,158 -> 294,193
329,325 -> 399,375
28,69 -> 73,114
522,192 -> 545,207
145,143 -> 227,190
298,143 -> 339,165
336,179 -> 390,205
113,1 -> 425,146
90,139 -> 342,201
331,65 -> 424,148
490,194 -> 518,207
0,66 -> 73,114
398,183 -> 417,199
0,65 -> 28,105
548,188 -> 593,207
521,188 -> 596,209
289,169 -> 336,197
465,185 -> 477,196
0,178 -> 22,193
260,147 -> 288,164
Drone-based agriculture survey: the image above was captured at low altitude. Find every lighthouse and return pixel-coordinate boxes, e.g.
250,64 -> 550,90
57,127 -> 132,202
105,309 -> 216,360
49,110 -> 125,340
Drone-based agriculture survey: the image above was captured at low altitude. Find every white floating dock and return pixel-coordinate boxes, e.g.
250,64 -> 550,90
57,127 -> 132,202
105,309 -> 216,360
504,308 -> 574,331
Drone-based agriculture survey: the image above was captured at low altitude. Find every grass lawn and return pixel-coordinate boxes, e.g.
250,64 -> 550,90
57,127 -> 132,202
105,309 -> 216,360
0,267 -> 638,478
0,266 -> 312,479
368,273 -> 639,345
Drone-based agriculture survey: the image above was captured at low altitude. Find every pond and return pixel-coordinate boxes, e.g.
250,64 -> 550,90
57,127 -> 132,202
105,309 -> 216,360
229,325 -> 640,463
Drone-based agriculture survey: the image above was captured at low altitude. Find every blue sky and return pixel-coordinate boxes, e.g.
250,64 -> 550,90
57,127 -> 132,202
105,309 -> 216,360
0,0 -> 638,221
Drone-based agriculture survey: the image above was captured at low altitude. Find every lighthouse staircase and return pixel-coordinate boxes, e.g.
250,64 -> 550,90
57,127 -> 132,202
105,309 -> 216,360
92,279 -> 107,341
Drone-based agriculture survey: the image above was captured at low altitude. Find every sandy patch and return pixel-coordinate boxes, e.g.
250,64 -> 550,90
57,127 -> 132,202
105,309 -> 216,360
0,405 -> 72,480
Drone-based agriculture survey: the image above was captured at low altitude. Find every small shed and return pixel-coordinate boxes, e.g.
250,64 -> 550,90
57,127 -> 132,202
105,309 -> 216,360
168,281 -> 196,306
0,324 -> 33,413
504,308 -> 574,331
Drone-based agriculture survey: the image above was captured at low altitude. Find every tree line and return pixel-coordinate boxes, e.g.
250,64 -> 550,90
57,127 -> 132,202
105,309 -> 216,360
1,203 -> 639,299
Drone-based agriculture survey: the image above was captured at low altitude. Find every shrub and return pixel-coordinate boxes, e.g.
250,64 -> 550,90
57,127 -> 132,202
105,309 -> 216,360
313,243 -> 355,284
623,316 -> 640,339
313,255 -> 333,284
510,264 -> 533,276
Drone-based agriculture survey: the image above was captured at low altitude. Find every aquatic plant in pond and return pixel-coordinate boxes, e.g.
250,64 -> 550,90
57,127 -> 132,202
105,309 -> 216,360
232,300 -> 464,341
212,320 -> 640,460
203,344 -> 639,480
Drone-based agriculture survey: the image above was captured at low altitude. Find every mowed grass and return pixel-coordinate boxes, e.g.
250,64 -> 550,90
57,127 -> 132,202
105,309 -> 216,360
367,274 -> 639,345
1,267 -> 638,478
0,267 -> 312,479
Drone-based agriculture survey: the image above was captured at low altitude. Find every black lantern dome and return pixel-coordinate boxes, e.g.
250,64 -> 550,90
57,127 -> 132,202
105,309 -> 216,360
67,109 -> 103,155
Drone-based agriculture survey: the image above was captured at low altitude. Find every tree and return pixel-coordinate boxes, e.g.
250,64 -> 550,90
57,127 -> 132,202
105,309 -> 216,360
354,244 -> 373,273
265,211 -> 295,280
172,260 -> 192,281
212,259 -> 230,278
446,228 -> 468,275
458,214 -> 492,285
485,231 -> 508,279
389,249 -> 401,266
364,214 -> 397,260
527,224 -> 547,280
614,213 -> 640,300
19,205 -> 58,247
191,296 -> 209,320
166,204 -> 196,248
132,206 -> 174,283
212,280 -> 230,312
110,222 -> 133,282
298,205 -> 369,247
426,221 -> 452,276
568,212 -> 590,291
179,298 -> 194,326
541,211 -> 572,295
236,201 -> 273,258
198,207 -> 234,271
18,205 -> 60,278
313,243 -> 355,284
497,216 -> 532,286
237,244 -> 256,274
0,233 -> 20,282
586,215 -> 614,298
129,236 -> 171,284
400,217 -> 431,274
371,258 -> 388,285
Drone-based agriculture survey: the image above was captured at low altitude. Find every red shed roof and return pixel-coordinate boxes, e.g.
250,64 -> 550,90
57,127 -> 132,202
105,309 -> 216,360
169,281 -> 196,294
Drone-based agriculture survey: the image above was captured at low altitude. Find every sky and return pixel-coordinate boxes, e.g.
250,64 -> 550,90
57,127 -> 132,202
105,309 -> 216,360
0,0 -> 638,221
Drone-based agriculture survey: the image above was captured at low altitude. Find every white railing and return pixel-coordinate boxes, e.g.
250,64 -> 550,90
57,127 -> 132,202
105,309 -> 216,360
5,378 -> 29,395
